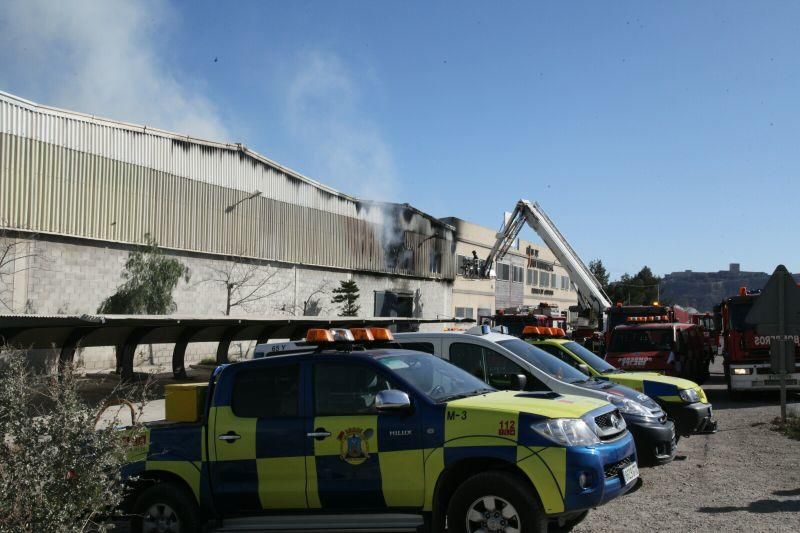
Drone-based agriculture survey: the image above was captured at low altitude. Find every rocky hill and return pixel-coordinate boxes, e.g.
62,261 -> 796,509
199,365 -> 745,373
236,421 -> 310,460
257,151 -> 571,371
660,266 -> 800,312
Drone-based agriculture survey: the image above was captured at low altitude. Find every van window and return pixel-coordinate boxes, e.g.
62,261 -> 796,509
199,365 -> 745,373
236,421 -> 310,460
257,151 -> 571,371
314,362 -> 394,416
449,343 -> 486,380
397,341 -> 435,355
232,364 -> 300,418
448,342 -> 547,391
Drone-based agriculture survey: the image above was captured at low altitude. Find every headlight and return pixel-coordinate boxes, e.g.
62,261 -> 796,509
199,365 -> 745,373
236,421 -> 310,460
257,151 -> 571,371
679,388 -> 699,403
608,395 -> 654,417
733,368 -> 751,375
531,418 -> 600,447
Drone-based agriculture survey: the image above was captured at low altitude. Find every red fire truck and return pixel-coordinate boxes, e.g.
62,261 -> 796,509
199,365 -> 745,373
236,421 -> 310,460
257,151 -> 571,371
605,317 -> 712,384
604,304 -> 691,345
484,303 -> 568,337
690,312 -> 718,360
718,288 -> 800,394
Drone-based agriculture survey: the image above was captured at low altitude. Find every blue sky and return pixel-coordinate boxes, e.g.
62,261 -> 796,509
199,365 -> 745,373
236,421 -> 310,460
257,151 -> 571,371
1,1 -> 798,278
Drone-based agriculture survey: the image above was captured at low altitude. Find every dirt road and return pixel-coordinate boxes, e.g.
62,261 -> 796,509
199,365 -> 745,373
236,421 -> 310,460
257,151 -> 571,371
575,363 -> 800,533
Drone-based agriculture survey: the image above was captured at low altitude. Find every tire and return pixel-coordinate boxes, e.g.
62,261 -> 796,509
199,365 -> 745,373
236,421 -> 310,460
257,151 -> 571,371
130,482 -> 201,533
446,471 -> 548,533
549,510 -> 588,532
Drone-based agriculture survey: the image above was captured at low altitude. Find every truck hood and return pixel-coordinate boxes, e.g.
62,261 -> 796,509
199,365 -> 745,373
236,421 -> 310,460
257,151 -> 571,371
603,372 -> 708,403
447,390 -> 608,419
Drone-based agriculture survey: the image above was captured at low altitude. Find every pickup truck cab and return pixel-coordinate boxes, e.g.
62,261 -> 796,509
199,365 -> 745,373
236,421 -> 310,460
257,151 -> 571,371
396,326 -> 676,465
526,329 -> 716,437
121,328 -> 638,533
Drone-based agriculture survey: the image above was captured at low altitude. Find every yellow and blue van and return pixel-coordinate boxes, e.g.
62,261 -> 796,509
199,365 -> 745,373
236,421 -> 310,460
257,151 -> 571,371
528,330 -> 716,437
121,328 -> 639,533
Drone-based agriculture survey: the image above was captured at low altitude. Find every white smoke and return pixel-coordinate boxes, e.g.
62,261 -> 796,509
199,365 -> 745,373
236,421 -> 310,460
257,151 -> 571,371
0,0 -> 229,141
284,50 -> 398,202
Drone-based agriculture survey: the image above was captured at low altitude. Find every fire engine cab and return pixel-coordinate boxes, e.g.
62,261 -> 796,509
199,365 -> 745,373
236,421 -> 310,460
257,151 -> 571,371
718,288 -> 800,394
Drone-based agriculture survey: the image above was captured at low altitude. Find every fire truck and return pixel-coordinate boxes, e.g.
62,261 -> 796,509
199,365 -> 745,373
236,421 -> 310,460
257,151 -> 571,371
605,304 -> 690,343
484,303 -> 568,337
718,288 -> 800,394
605,318 -> 712,384
690,312 -> 718,360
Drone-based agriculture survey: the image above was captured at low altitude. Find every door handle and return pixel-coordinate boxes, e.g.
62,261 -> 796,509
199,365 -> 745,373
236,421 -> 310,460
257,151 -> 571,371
218,431 -> 241,442
307,428 -> 331,440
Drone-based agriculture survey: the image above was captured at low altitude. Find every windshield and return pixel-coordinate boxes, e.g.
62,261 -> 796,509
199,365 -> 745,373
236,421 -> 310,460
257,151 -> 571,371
609,328 -> 674,352
376,352 -> 493,402
497,339 -> 590,384
698,316 -> 714,330
563,341 -> 617,374
728,301 -> 754,331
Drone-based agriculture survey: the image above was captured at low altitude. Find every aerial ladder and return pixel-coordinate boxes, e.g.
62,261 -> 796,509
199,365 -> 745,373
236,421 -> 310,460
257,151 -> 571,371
480,200 -> 612,328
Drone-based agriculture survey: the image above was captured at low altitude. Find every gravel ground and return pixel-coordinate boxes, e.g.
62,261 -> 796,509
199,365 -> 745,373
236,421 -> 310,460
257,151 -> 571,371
575,361 -> 800,533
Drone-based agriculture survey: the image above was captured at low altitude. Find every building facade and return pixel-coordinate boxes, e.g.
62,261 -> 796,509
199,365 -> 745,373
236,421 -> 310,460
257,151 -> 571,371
0,91 -> 455,368
441,218 -> 578,322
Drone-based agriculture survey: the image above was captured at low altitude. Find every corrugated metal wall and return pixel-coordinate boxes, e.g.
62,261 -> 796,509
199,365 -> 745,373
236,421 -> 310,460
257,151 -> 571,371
0,93 -> 455,279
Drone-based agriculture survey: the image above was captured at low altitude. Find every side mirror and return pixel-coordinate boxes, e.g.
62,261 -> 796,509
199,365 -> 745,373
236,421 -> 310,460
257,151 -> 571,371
511,373 -> 527,391
577,363 -> 590,375
375,390 -> 412,413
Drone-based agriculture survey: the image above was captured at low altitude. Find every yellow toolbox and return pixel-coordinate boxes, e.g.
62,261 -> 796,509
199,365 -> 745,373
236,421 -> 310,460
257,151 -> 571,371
164,383 -> 208,422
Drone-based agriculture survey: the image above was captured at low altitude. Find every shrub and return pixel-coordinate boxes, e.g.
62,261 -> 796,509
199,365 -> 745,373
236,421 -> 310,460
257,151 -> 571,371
0,351 -> 142,532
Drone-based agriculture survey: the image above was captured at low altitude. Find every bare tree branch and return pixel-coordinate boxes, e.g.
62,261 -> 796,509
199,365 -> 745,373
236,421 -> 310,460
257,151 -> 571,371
199,255 -> 291,315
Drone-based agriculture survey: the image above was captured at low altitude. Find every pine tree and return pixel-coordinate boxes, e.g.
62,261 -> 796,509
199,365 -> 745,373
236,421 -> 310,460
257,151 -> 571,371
331,279 -> 360,316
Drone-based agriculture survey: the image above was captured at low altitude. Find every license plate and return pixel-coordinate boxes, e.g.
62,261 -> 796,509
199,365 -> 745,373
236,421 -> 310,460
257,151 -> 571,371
764,379 -> 798,386
621,462 -> 639,485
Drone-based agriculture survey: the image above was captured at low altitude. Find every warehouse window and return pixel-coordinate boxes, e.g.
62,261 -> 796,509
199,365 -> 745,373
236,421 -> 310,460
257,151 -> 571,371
477,308 -> 492,320
512,266 -> 524,283
551,273 -> 557,287
455,307 -> 474,319
496,263 -> 511,281
540,271 -> 549,288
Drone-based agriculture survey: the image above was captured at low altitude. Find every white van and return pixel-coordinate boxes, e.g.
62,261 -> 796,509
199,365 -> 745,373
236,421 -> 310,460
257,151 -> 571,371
396,326 -> 677,465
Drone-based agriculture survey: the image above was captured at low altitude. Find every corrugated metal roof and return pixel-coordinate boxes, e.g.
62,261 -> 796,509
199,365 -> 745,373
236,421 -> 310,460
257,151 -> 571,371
0,90 -> 357,206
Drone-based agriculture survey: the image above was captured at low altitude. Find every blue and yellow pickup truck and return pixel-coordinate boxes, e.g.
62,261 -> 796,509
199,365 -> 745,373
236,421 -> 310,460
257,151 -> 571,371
526,329 -> 716,437
121,328 -> 639,533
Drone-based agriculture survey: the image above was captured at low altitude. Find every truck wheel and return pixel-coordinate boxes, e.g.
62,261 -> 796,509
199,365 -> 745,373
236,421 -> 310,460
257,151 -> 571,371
130,482 -> 201,533
446,471 -> 547,533
550,510 -> 588,532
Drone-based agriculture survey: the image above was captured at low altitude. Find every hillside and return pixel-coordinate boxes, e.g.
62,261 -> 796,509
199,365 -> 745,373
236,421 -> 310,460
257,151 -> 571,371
660,267 -> 800,312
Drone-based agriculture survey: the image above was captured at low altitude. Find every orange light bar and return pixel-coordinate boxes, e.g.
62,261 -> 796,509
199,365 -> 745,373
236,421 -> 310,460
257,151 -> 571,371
368,327 -> 394,341
350,328 -> 375,342
554,327 -> 566,337
739,287 -> 747,296
306,329 -> 335,343
522,325 -> 541,336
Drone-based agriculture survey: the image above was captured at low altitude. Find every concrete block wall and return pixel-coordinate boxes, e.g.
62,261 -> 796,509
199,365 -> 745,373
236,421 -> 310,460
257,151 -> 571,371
4,235 -> 453,370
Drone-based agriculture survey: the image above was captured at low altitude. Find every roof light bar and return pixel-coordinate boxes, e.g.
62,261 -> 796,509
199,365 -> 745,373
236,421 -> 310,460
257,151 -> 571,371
306,329 -> 335,343
368,327 -> 394,341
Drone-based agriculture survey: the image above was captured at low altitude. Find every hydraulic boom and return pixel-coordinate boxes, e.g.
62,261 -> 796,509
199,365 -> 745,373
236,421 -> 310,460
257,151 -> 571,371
481,199 -> 612,325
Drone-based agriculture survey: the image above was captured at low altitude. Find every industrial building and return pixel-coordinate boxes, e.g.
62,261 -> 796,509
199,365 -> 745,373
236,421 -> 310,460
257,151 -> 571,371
0,91 -> 455,368
440,217 -> 578,322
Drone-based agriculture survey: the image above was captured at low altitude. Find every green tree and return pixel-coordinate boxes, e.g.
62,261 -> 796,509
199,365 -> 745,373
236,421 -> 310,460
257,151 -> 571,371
588,259 -> 610,293
331,279 -> 360,316
607,266 -> 663,306
98,233 -> 190,314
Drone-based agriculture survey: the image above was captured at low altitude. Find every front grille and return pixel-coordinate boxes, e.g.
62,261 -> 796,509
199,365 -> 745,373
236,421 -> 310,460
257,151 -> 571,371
593,409 -> 626,440
595,410 -> 621,430
604,454 -> 635,479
